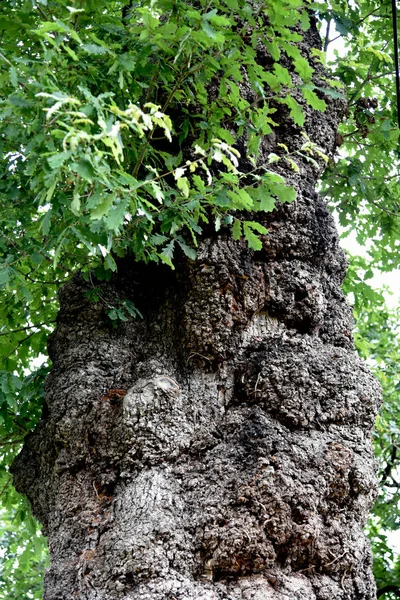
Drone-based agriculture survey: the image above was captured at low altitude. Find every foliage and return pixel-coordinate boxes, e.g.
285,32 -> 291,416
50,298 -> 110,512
0,366 -> 49,598
316,3 -> 400,593
353,298 -> 400,599
0,0 -> 333,379
0,0 -> 399,597
319,0 -> 400,277
0,503 -> 48,600
0,0 -> 319,309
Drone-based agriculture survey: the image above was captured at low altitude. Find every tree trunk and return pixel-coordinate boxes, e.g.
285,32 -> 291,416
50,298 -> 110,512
11,19 -> 381,600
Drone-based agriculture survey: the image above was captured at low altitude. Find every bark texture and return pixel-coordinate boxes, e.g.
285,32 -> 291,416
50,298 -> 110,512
12,20 -> 381,600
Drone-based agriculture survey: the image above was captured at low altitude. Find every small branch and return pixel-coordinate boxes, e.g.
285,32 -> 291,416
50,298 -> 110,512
122,0 -> 133,22
0,321 -> 56,338
389,474 -> 400,487
35,4 -> 51,21
0,51 -> 28,89
0,475 -> 12,498
359,5 -> 386,24
324,19 -> 331,53
377,585 -> 400,598
15,268 -> 63,285
0,438 -> 24,447
133,56 -> 192,177
0,51 -> 13,67
326,33 -> 342,46
0,331 -> 43,363
342,128 -> 363,139
349,72 -> 396,106
368,199 -> 400,217
368,70 -> 396,81
381,445 -> 398,484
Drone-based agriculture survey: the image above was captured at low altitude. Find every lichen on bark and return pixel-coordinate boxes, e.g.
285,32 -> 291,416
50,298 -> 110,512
11,16 -> 381,600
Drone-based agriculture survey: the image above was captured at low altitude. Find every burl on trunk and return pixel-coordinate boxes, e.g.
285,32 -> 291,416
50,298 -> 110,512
11,18 -> 381,600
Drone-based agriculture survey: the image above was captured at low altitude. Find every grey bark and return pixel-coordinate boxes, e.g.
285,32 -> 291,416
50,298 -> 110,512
11,18 -> 381,600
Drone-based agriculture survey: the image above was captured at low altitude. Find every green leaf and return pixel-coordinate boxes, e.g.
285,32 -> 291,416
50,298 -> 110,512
106,200 -> 129,231
177,239 -> 197,260
9,66 -> 18,87
71,158 -> 94,182
82,43 -> 109,55
31,252 -> 44,266
63,44 -> 79,61
273,64 -> 292,87
107,308 -> 118,320
232,219 -> 242,240
90,195 -> 114,220
263,72 -> 281,92
281,95 -> 304,126
71,188 -> 81,215
71,227 -> 95,252
177,177 -> 190,198
160,240 -> 175,267
244,221 -> 268,235
0,267 -> 10,287
314,86 -> 346,100
248,179 -> 280,212
302,88 -> 327,111
48,152 -> 71,169
41,209 -> 52,235
269,181 -> 296,203
105,254 -> 117,271
243,222 -> 263,250
228,188 -> 254,210
294,56 -> 313,81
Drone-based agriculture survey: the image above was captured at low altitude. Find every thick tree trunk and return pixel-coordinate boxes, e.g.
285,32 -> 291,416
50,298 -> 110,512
11,20 -> 381,600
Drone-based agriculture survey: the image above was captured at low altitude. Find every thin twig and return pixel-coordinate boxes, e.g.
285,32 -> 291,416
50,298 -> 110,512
0,474 -> 12,499
0,321 -> 56,337
0,439 -> 24,447
0,51 -> 12,67
324,19 -> 331,53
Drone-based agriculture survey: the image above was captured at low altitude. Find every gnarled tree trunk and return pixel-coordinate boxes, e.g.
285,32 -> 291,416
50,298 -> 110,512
11,17 -> 381,600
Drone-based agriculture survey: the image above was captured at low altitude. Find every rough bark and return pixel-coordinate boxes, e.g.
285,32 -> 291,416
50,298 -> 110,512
11,19 -> 381,600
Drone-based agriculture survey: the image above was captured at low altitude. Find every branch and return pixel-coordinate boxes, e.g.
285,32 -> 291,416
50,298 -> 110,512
0,51 -> 12,67
122,0 -> 133,22
377,585 -> 400,598
15,268 -> 64,286
0,51 -> 27,89
325,2 -> 389,51
0,331 -> 44,363
326,33 -> 342,47
324,19 -> 331,53
35,4 -> 51,21
132,56 -> 192,177
359,5 -> 387,24
0,438 -> 24,447
368,198 -> 400,217
381,445 -> 398,485
0,321 -> 56,338
0,475 -> 11,499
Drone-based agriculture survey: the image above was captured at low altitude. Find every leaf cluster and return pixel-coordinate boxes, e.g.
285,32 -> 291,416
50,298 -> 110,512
354,300 -> 400,599
318,0 -> 400,279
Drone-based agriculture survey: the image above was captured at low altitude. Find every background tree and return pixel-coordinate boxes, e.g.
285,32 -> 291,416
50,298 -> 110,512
0,0 -> 398,598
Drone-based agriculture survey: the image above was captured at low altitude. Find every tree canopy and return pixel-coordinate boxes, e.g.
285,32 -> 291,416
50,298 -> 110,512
0,0 -> 399,598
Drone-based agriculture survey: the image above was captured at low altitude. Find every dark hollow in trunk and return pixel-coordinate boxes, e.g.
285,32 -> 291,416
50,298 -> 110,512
11,19 -> 381,600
